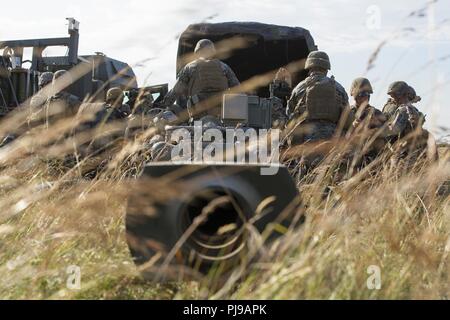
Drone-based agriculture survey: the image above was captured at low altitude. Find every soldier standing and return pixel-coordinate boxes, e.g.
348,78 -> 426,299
161,39 -> 240,120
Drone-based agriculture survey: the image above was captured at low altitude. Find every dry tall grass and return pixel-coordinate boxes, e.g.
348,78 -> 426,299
0,93 -> 448,299
0,12 -> 449,298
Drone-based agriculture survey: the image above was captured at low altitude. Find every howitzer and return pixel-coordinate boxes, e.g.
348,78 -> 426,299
126,163 -> 299,278
124,22 -> 317,277
2,19 -> 317,277
0,18 -> 138,115
126,94 -> 302,278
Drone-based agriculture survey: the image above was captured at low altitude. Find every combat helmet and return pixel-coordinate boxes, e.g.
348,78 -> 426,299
194,39 -> 216,58
38,72 -> 54,88
305,51 -> 331,70
387,81 -> 409,97
106,87 -> 124,103
350,77 -> 373,98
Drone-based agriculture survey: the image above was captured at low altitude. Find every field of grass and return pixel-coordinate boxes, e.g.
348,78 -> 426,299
0,105 -> 448,300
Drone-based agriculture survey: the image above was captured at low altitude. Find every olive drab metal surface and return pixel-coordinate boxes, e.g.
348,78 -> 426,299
126,163 -> 299,277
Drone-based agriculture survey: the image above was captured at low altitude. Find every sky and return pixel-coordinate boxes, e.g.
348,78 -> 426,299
1,0 -> 449,138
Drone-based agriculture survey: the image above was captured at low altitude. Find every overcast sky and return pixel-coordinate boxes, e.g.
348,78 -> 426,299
1,0 -> 449,137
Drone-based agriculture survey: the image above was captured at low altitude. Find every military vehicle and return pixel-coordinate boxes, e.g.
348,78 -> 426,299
126,22 -> 317,278
1,19 -> 317,277
0,18 -> 167,116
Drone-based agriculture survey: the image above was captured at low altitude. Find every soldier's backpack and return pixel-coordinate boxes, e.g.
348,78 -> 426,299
304,76 -> 342,123
188,59 -> 229,98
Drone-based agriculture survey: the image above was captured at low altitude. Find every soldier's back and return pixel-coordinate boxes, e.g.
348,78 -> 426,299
382,99 -> 398,119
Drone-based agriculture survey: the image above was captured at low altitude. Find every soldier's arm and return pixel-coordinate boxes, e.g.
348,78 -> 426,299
382,108 -> 408,137
221,62 -> 240,88
161,66 -> 191,107
286,83 -> 306,117
371,109 -> 387,127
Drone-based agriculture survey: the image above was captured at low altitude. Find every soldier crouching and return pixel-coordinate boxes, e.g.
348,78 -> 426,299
284,50 -> 353,180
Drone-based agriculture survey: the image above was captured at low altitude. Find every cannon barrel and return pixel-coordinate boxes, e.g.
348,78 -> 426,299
126,163 -> 299,277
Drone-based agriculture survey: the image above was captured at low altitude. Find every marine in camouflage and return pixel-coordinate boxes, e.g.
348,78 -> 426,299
349,77 -> 386,130
161,39 -> 240,119
382,81 -> 409,119
103,87 -> 131,121
384,104 -> 425,138
284,51 -> 352,180
270,68 -> 292,129
286,51 -> 351,144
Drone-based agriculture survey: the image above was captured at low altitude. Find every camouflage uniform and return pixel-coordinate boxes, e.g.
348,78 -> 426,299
383,102 -> 430,165
346,78 -> 387,165
287,72 -> 350,144
381,81 -> 425,140
270,68 -> 292,128
351,104 -> 385,129
161,39 -> 240,119
384,104 -> 425,139
382,98 -> 399,120
349,78 -> 385,130
79,88 -> 130,131
288,72 -> 349,121
284,51 -> 351,180
101,87 -> 131,122
382,81 -> 409,120
271,96 -> 288,129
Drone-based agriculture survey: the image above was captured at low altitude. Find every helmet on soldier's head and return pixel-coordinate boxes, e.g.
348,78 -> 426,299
387,81 -> 409,96
350,77 -> 373,98
106,87 -> 123,103
194,39 -> 216,58
305,51 -> 331,71
38,72 -> 54,88
407,85 -> 422,103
